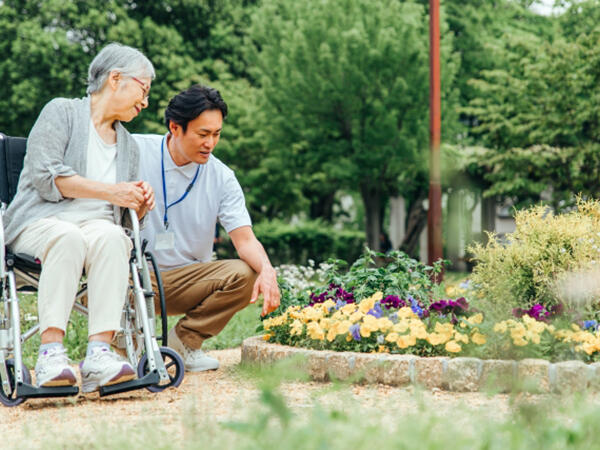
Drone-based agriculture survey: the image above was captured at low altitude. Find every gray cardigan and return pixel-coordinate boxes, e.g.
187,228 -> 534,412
3,96 -> 140,245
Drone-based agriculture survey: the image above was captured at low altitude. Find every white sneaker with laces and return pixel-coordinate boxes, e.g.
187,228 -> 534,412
168,328 -> 219,372
80,346 -> 136,393
35,346 -> 77,387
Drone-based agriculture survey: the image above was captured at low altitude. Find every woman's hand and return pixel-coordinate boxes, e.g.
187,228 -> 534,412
134,180 -> 155,219
107,182 -> 146,210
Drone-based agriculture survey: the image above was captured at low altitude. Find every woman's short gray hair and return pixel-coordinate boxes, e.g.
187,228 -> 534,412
87,43 -> 155,95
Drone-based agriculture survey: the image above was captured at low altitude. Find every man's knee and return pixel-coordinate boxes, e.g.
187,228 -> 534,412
228,259 -> 257,285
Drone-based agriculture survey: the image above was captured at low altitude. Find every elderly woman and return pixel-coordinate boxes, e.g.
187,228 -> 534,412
3,43 -> 155,393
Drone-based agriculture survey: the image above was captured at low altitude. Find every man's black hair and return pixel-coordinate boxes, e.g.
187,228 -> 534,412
164,84 -> 228,133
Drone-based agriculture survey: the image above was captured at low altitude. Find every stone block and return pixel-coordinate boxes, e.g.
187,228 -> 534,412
327,352 -> 356,381
353,353 -> 388,384
553,360 -> 589,394
517,358 -> 550,393
381,355 -> 415,387
240,337 -> 260,363
307,350 -> 330,382
414,356 -> 448,389
588,362 -> 600,391
443,357 -> 482,392
480,359 -> 516,393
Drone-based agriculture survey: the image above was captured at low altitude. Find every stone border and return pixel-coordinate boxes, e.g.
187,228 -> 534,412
241,336 -> 600,393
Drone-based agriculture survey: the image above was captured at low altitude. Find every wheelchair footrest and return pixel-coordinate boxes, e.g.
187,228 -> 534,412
98,370 -> 160,397
16,382 -> 79,398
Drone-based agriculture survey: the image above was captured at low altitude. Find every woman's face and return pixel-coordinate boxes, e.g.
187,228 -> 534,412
113,75 -> 152,122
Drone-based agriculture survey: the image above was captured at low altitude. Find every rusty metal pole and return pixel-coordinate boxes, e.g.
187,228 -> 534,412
428,0 -> 443,280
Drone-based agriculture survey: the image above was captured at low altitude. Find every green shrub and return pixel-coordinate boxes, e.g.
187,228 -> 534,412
217,219 -> 365,266
469,198 -> 600,310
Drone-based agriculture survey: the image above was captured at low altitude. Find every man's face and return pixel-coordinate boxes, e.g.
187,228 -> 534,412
169,109 -> 223,165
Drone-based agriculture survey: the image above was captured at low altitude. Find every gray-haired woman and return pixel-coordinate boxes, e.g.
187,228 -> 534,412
3,43 -> 156,392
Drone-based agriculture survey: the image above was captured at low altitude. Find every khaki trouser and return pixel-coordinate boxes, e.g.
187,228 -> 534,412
152,259 -> 257,349
12,217 -> 132,336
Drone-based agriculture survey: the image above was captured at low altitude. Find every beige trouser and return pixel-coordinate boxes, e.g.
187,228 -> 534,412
12,217 -> 132,336
152,259 -> 257,349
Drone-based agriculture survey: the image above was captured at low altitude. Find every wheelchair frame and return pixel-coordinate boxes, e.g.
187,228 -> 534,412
0,133 -> 184,406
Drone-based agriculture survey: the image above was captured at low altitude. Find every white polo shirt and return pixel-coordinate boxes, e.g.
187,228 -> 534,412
134,133 -> 252,270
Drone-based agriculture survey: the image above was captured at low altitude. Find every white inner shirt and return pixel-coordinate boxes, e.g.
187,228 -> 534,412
135,133 -> 252,271
56,120 -> 116,223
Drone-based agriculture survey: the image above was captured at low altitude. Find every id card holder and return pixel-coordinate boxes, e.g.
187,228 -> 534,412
155,231 -> 175,250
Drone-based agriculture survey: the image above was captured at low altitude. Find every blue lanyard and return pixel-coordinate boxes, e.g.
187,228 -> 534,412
161,135 -> 200,229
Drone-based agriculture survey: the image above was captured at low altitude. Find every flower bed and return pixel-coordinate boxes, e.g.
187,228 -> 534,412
262,291 -> 600,362
266,247 -> 600,364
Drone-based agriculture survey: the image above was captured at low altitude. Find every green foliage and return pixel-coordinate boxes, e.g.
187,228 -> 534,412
218,220 -> 366,266
463,10 -> 600,207
324,249 -> 443,303
246,0 -> 459,246
469,199 -> 600,310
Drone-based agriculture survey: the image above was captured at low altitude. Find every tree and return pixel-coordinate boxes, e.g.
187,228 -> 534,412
246,0 -> 459,251
463,16 -> 600,209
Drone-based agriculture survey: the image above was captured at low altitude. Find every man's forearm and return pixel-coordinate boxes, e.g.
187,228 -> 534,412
235,238 -> 273,275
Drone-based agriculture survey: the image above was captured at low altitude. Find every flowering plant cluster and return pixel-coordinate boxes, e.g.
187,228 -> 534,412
309,283 -> 355,306
512,303 -> 563,322
262,292 -> 487,356
493,316 -> 600,360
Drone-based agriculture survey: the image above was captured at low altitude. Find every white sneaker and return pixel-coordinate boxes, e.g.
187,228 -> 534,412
168,328 -> 219,372
35,346 -> 77,387
80,346 -> 136,393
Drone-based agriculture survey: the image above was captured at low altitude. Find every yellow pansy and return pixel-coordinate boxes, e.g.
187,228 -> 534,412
467,313 -> 483,325
290,319 -> 303,336
493,322 -> 508,334
306,322 -> 325,340
341,303 -> 357,315
377,317 -> 394,332
303,306 -> 323,322
262,333 -> 272,341
349,311 -> 364,323
472,332 -> 486,345
398,307 -> 417,319
397,334 -> 416,349
393,320 -> 409,333
385,332 -> 399,343
410,323 -> 428,340
453,332 -> 469,344
322,299 -> 336,311
358,296 -> 376,314
427,332 -> 447,346
445,340 -> 461,353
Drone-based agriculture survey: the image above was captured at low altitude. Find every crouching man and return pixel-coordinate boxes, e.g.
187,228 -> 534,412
135,85 -> 280,371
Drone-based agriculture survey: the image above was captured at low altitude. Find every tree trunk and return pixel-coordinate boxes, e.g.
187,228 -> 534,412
481,195 -> 496,244
360,184 -> 382,251
400,193 -> 427,258
308,190 -> 336,222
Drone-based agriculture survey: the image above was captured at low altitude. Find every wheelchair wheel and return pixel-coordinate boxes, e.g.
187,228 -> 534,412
138,347 -> 184,393
0,359 -> 31,407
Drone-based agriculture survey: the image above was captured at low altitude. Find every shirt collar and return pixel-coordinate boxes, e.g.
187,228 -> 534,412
163,133 -> 200,179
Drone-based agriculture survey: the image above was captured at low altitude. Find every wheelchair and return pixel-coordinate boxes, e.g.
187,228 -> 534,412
0,133 -> 185,406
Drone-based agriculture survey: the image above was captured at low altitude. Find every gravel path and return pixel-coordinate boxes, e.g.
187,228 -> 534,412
0,347 -> 545,448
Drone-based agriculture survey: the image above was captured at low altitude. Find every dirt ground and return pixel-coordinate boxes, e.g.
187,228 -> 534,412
0,347 -> 547,448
